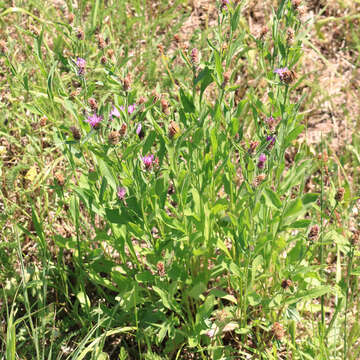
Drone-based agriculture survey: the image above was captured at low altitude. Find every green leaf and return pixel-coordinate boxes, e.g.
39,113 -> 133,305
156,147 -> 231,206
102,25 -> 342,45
283,198 -> 303,218
285,125 -> 305,146
285,286 -> 336,305
302,193 -> 319,205
179,88 -> 195,113
264,188 -> 282,209
231,5 -> 241,32
288,219 -> 312,228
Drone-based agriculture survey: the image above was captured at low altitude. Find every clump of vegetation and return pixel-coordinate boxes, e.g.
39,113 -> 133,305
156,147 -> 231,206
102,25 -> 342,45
1,0 -> 360,359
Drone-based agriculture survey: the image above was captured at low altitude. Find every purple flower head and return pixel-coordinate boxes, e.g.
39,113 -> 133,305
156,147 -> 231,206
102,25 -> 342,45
117,187 -> 126,200
274,67 -> 288,81
110,106 -> 120,118
86,113 -> 103,128
76,57 -> 86,75
266,135 -> 276,145
136,123 -> 142,135
257,153 -> 267,169
221,0 -> 230,9
142,154 -> 154,169
128,104 -> 136,114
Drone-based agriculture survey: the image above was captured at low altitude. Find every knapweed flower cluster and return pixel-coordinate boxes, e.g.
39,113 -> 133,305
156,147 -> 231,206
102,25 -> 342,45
86,114 -> 103,128
76,57 -> 86,76
119,104 -> 136,114
274,67 -> 297,84
110,106 -> 120,118
257,153 -> 266,169
117,187 -> 126,200
142,154 -> 154,170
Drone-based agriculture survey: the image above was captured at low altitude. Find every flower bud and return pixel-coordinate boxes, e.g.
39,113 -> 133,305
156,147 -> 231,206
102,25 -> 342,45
335,188 -> 344,202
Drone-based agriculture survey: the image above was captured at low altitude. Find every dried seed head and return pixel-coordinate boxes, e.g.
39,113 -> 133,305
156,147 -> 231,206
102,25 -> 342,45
40,116 -> 47,127
161,98 -> 170,115
335,188 -> 345,202
190,48 -> 199,64
259,25 -> 269,40
253,174 -> 266,187
308,225 -> 319,241
157,262 -> 166,277
173,34 -> 182,43
120,123 -> 127,136
88,97 -> 98,111
123,74 -> 131,91
100,55 -> 107,64
281,279 -> 293,289
151,90 -> 160,103
76,28 -> 84,40
70,126 -> 81,140
157,44 -> 164,54
272,322 -> 285,340
248,141 -> 259,154
0,40 -> 7,53
54,172 -> 65,187
286,28 -> 295,45
291,0 -> 302,9
351,230 -> 360,246
97,34 -> 106,49
297,5 -> 307,20
168,121 -> 180,139
108,130 -> 120,145
70,88 -> 81,99
67,12 -> 75,24
107,48 -> 114,57
282,69 -> 297,84
138,96 -> 146,105
222,71 -> 231,88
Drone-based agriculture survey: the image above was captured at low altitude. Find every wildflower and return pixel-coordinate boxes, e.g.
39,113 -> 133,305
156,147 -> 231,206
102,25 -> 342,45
253,174 -> 266,187
281,279 -> 292,289
161,98 -> 170,115
265,115 -> 276,130
70,126 -> 81,140
88,98 -> 98,111
136,123 -> 144,139
97,34 -> 106,49
308,225 -> 319,242
248,141 -> 259,154
151,90 -> 160,103
335,188 -> 344,202
138,96 -> 146,105
287,28 -> 295,45
86,114 -> 103,128
108,130 -> 120,145
274,67 -> 297,84
266,134 -> 276,150
272,322 -> 285,340
120,123 -> 127,136
142,154 -> 154,169
110,106 -> 120,118
0,40 -> 7,54
259,25 -> 269,40
67,12 -> 75,24
117,186 -> 126,200
190,48 -> 199,64
54,172 -> 65,187
123,74 -> 131,91
100,55 -> 107,64
291,0 -> 302,10
40,116 -> 47,127
157,262 -> 166,277
168,121 -> 180,139
221,0 -> 230,10
128,104 -> 136,114
76,28 -> 84,40
76,57 -> 86,76
257,153 -> 266,169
